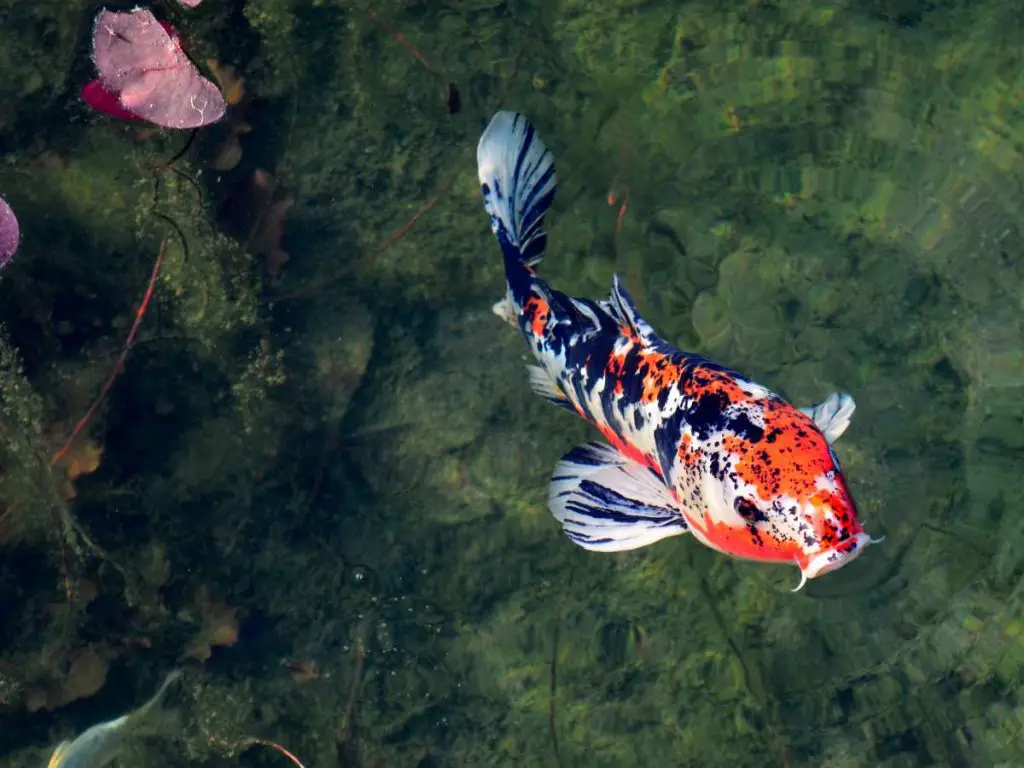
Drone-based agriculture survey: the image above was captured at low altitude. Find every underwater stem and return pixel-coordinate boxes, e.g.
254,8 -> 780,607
370,11 -> 441,78
51,232 -> 168,466
270,171 -> 460,302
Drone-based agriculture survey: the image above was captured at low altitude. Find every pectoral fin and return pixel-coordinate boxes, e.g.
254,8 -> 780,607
800,392 -> 855,444
526,365 -> 575,412
548,442 -> 688,552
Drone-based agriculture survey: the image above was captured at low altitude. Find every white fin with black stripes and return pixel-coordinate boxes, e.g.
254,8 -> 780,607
476,110 -> 556,266
548,441 -> 689,552
607,274 -> 657,340
799,392 -> 856,444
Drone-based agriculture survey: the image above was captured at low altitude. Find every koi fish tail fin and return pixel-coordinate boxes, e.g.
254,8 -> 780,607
477,110 -> 556,268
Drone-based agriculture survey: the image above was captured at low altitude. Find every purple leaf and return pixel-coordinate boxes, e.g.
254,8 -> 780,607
92,8 -> 225,129
0,196 -> 18,269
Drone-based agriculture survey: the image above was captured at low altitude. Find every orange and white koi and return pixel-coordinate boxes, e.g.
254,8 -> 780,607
476,111 -> 882,590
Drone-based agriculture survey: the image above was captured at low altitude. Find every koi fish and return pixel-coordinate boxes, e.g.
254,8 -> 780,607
476,111 -> 882,590
44,670 -> 180,768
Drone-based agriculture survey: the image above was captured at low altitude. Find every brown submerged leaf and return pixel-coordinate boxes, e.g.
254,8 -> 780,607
185,586 -> 240,661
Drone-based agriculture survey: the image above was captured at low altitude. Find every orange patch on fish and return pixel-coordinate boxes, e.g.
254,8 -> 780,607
722,411 -> 833,503
681,368 -> 751,403
523,294 -> 550,338
606,340 -> 630,376
620,323 -> 642,344
607,355 -> 625,377
677,433 -> 701,468
638,355 -> 682,403
592,419 -> 660,477
696,513 -> 804,564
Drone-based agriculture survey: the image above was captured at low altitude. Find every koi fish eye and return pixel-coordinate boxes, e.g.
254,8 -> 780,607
733,496 -> 767,523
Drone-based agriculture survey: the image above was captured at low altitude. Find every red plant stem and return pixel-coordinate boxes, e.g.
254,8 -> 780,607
370,11 -> 439,76
608,140 -> 644,309
246,738 -> 308,768
610,140 -> 631,243
607,180 -> 630,248
51,233 -> 167,467
206,734 -> 307,768
614,191 -> 629,240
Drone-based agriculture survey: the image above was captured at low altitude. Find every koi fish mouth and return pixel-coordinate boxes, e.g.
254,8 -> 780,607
792,532 -> 884,592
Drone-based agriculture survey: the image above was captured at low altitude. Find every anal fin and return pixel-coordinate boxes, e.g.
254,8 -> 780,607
527,365 -> 574,412
799,392 -> 855,444
549,442 -> 688,552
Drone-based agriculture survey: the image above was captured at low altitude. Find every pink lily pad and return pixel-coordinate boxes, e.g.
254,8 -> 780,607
81,78 -> 147,122
176,0 -> 204,7
0,196 -> 18,268
91,8 -> 225,129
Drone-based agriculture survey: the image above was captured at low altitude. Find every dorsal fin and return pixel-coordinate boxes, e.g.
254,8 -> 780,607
608,274 -> 657,342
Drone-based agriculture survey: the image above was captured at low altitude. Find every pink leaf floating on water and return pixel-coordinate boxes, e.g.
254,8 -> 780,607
0,196 -> 19,269
91,8 -> 225,129
81,78 -> 147,122
176,0 -> 204,7
83,18 -> 178,122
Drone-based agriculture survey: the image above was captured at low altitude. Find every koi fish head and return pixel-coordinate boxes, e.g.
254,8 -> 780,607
799,531 -> 875,580
700,398 -> 879,590
787,464 -> 880,591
